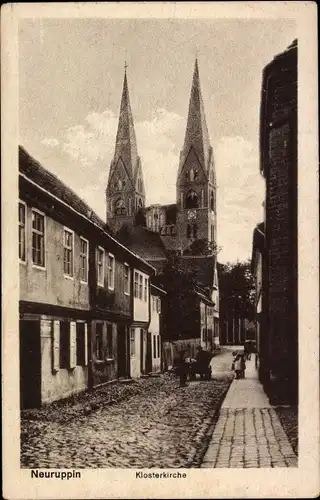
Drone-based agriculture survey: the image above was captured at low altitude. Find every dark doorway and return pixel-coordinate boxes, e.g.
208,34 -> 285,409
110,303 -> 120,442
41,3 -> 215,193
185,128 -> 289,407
20,319 -> 41,409
117,324 -> 127,378
146,332 -> 152,374
140,329 -> 144,374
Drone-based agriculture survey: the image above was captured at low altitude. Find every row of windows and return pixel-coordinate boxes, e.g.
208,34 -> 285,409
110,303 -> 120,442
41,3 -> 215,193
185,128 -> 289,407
19,202 -> 133,295
134,271 -> 149,301
152,295 -> 161,313
52,320 -> 88,371
96,247 -> 116,290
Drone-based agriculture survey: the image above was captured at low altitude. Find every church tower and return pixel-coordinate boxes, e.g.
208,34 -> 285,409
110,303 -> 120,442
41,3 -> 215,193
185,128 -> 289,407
176,59 -> 217,255
106,68 -> 145,233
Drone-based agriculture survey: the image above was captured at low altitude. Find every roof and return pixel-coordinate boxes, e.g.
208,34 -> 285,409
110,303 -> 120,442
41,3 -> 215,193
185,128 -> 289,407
19,145 -> 106,229
195,287 -> 215,306
110,70 -> 139,183
179,255 -> 216,288
19,146 -> 155,273
178,59 -> 212,177
117,224 -> 168,262
150,283 -> 167,296
251,222 -> 265,274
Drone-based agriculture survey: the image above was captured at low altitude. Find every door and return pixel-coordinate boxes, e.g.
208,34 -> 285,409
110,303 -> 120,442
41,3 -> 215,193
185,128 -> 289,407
117,324 -> 127,378
146,332 -> 152,374
140,329 -> 144,375
20,320 -> 41,409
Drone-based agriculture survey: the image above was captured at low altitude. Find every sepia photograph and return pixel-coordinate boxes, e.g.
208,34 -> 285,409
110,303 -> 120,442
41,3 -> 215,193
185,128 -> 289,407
2,2 -> 319,499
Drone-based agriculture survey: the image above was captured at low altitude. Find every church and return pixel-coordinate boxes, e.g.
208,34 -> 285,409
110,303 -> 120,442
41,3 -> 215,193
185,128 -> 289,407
105,59 -> 220,357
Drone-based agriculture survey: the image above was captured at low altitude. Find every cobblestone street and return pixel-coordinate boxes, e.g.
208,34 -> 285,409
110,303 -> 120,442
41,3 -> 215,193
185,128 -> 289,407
21,349 -> 233,469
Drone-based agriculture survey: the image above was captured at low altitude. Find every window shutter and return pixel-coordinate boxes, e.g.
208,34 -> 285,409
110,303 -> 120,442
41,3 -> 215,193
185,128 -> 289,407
84,323 -> 88,366
52,320 -> 60,372
70,321 -> 77,368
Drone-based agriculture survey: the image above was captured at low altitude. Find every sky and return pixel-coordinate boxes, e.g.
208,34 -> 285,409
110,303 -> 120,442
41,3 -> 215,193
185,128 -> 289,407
19,17 -> 297,263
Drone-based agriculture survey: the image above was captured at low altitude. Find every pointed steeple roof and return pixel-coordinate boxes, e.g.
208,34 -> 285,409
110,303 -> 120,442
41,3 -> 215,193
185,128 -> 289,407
179,59 -> 212,176
113,69 -> 139,182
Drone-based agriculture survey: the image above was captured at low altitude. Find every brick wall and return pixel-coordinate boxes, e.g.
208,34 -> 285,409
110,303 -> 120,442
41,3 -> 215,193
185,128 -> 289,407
262,43 -> 298,404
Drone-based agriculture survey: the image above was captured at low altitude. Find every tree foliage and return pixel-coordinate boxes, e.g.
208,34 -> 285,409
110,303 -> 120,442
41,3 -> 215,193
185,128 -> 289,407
184,238 -> 221,256
218,260 -> 255,320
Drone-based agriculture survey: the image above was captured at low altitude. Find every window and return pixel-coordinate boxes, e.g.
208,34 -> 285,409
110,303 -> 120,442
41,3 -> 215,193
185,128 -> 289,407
211,225 -> 215,243
63,229 -> 74,277
153,335 -> 156,358
97,247 -> 105,287
134,271 -> 139,298
130,329 -> 135,357
144,277 -> 148,302
139,274 -> 143,300
76,322 -> 86,365
187,224 -> 191,238
108,253 -> 115,290
107,324 -> 113,358
115,198 -> 126,215
19,202 -> 26,262
32,209 -> 45,267
193,223 -> 198,239
185,190 -> 198,209
210,191 -> 215,211
80,237 -> 89,283
157,335 -> 160,358
96,323 -> 103,360
59,321 -> 70,369
157,297 -> 161,314
124,263 -> 130,295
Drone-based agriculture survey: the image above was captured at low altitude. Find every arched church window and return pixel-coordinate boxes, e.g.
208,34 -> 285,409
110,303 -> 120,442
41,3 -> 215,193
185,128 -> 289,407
210,191 -> 215,211
187,224 -> 191,238
185,190 -> 199,209
138,198 -> 143,208
190,168 -> 195,182
192,223 -> 198,239
115,198 -> 126,215
118,179 -> 123,190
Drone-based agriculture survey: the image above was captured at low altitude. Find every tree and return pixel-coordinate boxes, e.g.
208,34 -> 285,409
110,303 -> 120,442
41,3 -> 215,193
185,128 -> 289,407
153,253 -> 200,340
218,260 -> 255,343
184,238 -> 221,256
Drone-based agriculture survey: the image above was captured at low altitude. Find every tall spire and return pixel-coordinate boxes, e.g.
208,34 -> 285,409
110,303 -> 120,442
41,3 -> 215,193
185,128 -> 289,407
179,59 -> 211,175
113,68 -> 138,181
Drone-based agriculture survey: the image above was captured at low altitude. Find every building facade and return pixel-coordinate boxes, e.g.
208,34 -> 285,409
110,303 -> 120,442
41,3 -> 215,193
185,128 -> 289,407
256,39 -> 298,405
19,146 -> 155,408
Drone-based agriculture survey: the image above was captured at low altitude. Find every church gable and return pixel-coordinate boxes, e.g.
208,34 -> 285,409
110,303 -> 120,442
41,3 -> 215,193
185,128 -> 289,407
108,157 -> 134,194
177,146 -> 208,188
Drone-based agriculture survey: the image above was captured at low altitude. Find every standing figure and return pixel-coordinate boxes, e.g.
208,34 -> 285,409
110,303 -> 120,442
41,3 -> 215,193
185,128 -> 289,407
177,349 -> 188,387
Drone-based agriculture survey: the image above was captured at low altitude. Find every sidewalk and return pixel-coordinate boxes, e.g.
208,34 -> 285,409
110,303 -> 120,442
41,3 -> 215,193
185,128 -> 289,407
201,356 -> 298,468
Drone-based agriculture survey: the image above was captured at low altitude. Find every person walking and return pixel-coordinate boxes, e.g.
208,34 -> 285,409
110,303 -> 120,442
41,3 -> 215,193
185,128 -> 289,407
177,349 -> 188,387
